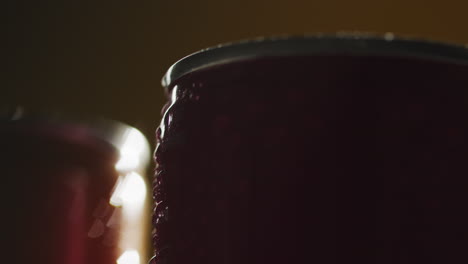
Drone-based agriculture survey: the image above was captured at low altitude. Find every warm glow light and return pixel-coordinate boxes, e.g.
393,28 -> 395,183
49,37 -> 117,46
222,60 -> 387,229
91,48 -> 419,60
109,172 -> 147,209
117,250 -> 140,264
111,125 -> 150,264
121,172 -> 147,206
109,176 -> 124,207
115,128 -> 149,172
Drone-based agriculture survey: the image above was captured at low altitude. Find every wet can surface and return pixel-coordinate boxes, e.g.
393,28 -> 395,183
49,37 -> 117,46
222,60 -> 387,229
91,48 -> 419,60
152,36 -> 468,264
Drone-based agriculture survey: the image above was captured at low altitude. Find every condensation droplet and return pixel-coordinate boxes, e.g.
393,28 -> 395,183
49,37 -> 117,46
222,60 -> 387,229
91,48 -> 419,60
149,256 -> 157,264
156,127 -> 162,142
191,82 -> 204,88
167,114 -> 173,127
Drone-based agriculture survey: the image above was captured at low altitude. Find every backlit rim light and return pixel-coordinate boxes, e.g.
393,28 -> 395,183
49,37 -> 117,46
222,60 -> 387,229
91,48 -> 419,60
117,250 -> 140,264
110,172 -> 147,208
122,172 -> 147,209
111,126 -> 150,264
109,176 -> 125,207
115,127 -> 150,172
109,171 -> 148,264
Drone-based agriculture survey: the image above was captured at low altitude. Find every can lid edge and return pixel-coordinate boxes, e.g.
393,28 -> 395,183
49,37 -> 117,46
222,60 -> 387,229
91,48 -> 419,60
162,34 -> 468,89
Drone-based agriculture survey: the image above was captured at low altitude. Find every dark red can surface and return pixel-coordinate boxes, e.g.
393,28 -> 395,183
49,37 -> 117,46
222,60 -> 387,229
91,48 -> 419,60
152,36 -> 468,264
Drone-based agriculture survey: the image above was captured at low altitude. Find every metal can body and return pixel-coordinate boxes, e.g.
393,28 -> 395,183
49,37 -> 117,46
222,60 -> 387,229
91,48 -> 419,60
2,115 -> 150,264
153,36 -> 468,264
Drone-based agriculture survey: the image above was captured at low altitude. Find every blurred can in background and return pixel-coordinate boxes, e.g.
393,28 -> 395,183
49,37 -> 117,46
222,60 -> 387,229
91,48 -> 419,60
1,109 -> 151,264
152,35 -> 468,264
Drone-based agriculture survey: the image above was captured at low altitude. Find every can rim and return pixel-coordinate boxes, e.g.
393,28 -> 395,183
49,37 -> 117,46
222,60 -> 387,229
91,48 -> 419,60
162,34 -> 468,89
0,106 -> 151,169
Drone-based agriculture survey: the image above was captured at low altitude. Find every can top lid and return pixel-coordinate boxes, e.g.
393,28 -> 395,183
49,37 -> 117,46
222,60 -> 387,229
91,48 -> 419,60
0,106 -> 151,172
162,34 -> 468,89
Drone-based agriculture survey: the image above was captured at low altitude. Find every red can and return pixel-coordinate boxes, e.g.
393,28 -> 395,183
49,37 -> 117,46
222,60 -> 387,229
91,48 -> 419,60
1,111 -> 150,264
152,36 -> 468,264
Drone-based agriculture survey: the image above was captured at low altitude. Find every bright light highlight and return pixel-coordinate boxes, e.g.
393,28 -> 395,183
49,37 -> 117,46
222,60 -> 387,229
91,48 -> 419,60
117,250 -> 140,264
109,125 -> 149,264
120,172 -> 147,206
115,128 -> 149,172
109,176 -> 124,207
109,172 -> 147,208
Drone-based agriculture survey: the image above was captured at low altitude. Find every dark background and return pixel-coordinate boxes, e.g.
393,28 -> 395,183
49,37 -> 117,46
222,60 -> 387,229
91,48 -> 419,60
5,0 -> 468,143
